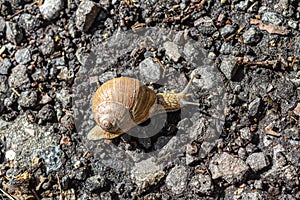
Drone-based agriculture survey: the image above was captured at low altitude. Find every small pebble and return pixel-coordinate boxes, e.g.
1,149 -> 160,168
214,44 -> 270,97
85,175 -> 108,192
293,103 -> 300,116
209,152 -> 249,183
0,75 -> 8,93
75,0 -> 101,32
261,12 -> 283,26
56,89 -> 72,108
219,55 -> 239,80
220,42 -> 233,55
18,13 -> 40,31
189,174 -> 213,195
288,20 -> 298,29
5,22 -> 23,45
242,27 -> 262,44
234,0 -> 249,11
248,97 -> 262,117
0,58 -> 12,75
8,65 -> 30,88
40,35 -> 55,56
33,146 -> 64,174
138,57 -> 161,83
220,24 -> 237,38
0,16 -> 5,33
163,41 -> 181,62
5,150 -> 16,161
240,127 -> 253,141
18,90 -> 38,108
39,0 -> 65,20
15,48 -> 31,65
98,71 -> 117,83
131,158 -> 165,188
37,104 -> 55,122
60,114 -> 75,131
165,165 -> 188,195
246,152 -> 270,172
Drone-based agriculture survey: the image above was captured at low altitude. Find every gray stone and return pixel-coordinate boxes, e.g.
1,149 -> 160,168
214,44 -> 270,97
245,143 -> 257,154
51,57 -> 65,66
194,16 -> 217,35
186,154 -> 198,165
18,91 -> 38,108
219,55 -> 238,80
5,22 -> 23,45
238,147 -> 247,160
40,35 -> 55,56
235,0 -> 250,11
240,127 -> 252,141
56,89 -> 72,108
209,152 -> 249,183
39,0 -> 65,20
274,0 -> 289,11
273,145 -> 288,168
199,141 -> 217,158
248,97 -> 261,116
0,75 -> 8,93
0,58 -> 12,75
0,16 -> 5,33
183,41 -> 207,65
131,158 -> 165,188
165,165 -> 188,194
207,51 -> 216,60
67,22 -> 78,38
288,20 -> 298,29
15,48 -> 31,64
138,58 -> 161,83
9,0 -> 25,9
241,190 -> 267,200
246,152 -> 270,172
4,94 -> 17,107
33,145 -> 64,174
156,136 -> 185,161
39,94 -> 52,105
220,24 -> 237,38
18,13 -> 40,31
262,12 -> 283,26
163,41 -> 181,62
281,165 -> 298,187
189,174 -> 213,195
75,0 -> 101,32
254,179 -> 263,190
37,105 -> 55,122
31,68 -> 48,82
8,65 -> 30,88
278,194 -> 297,200
242,27 -> 261,44
85,175 -> 108,192
220,42 -> 233,55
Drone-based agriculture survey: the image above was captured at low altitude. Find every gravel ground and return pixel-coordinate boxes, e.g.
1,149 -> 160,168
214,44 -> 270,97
0,0 -> 300,199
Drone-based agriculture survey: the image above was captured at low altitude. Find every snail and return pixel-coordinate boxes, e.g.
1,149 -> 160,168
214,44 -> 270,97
88,75 -> 198,140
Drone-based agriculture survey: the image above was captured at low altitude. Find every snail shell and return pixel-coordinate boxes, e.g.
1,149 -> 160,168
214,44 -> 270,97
88,76 -> 197,140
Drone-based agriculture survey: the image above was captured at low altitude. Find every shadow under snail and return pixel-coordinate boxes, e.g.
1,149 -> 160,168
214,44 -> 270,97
88,75 -> 199,140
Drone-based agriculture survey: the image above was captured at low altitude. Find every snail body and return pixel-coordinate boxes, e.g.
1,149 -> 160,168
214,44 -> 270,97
88,76 -> 197,140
